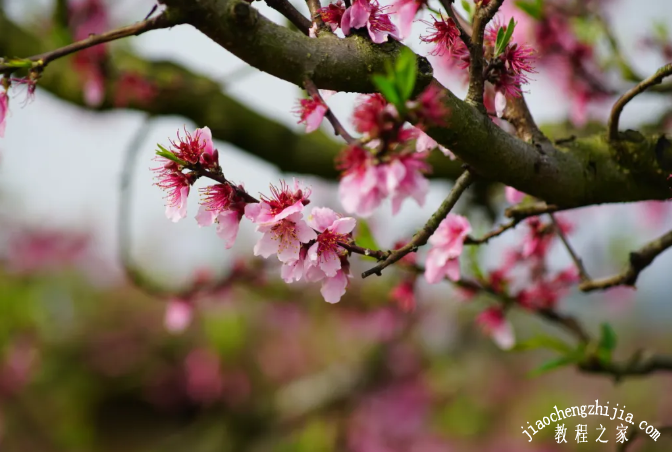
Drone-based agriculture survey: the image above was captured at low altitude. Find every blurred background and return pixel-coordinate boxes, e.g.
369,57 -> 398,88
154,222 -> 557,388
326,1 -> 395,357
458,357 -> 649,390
1,0 -> 672,450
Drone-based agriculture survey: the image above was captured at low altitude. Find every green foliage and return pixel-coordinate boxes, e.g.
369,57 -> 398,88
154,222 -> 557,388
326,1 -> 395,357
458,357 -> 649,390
371,47 -> 417,112
494,18 -> 517,57
596,322 -> 618,365
156,144 -> 188,166
514,0 -> 544,20
513,335 -> 574,355
460,0 -> 473,21
355,219 -> 380,260
527,341 -> 587,377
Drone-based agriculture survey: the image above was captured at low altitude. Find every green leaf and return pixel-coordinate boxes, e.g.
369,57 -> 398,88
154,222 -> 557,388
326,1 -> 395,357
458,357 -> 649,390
596,323 -> 617,364
155,145 -> 188,166
394,47 -> 417,103
355,219 -> 380,259
513,335 -> 573,354
460,0 -> 473,19
372,74 -> 401,108
529,356 -> 574,377
495,18 -> 517,56
4,58 -> 34,68
514,0 -> 543,20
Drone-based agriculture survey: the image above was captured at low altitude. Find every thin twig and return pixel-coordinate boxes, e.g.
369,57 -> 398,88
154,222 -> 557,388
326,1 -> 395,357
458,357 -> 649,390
362,169 -> 476,278
265,0 -> 312,35
579,228 -> 672,292
304,78 -> 356,143
305,0 -> 322,22
505,202 -> 559,220
0,12 -> 180,74
549,213 -> 590,282
464,219 -> 519,245
337,241 -> 390,260
608,63 -> 672,141
464,0 -> 503,108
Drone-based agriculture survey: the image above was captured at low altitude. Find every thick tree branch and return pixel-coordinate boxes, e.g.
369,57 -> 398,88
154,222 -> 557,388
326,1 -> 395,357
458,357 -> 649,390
579,228 -> 672,292
159,0 -> 434,93
609,63 -> 672,141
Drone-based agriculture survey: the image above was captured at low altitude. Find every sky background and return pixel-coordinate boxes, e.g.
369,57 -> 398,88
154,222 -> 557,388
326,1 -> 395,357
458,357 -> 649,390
2,0 -> 672,317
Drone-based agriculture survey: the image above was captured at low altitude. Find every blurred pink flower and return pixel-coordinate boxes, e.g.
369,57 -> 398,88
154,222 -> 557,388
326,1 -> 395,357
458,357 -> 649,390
184,349 -> 223,405
393,0 -> 426,39
505,186 -> 526,204
476,307 -> 515,350
164,299 -> 193,333
0,89 -> 8,137
425,214 -> 471,283
386,153 -> 431,215
337,145 -> 388,217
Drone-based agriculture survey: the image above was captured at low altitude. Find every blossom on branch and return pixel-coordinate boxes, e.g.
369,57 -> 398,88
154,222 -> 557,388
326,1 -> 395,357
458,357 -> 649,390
196,184 -> 249,249
393,0 -> 428,39
337,145 -> 388,217
420,16 -> 461,56
153,159 -> 192,222
341,0 -> 399,44
294,91 -> 336,133
425,214 -> 471,283
386,153 -> 431,215
318,0 -> 346,31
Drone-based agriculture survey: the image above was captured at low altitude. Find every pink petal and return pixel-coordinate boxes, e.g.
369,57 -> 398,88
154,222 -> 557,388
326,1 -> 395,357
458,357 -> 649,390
166,186 -> 189,223
215,210 -> 241,249
307,207 -> 339,232
443,258 -> 461,281
196,126 -> 215,156
415,130 -> 438,153
397,1 -> 418,39
305,104 -> 327,133
331,217 -> 356,234
491,319 -> 515,350
195,205 -> 217,227
244,203 -> 262,222
294,218 -> 319,243
320,270 -> 349,303
343,0 -> 370,34
0,92 -> 7,138
84,74 -> 105,107
253,232 -> 279,258
495,90 -> 507,118
505,186 -> 526,204
385,159 -> 407,194
320,89 -> 337,100
281,258 -> 304,283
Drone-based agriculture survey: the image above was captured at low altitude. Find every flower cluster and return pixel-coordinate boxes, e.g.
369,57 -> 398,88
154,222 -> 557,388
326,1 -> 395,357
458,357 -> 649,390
152,127 -> 251,252
246,182 -> 357,303
341,0 -> 399,43
336,144 -> 430,216
424,214 -> 471,283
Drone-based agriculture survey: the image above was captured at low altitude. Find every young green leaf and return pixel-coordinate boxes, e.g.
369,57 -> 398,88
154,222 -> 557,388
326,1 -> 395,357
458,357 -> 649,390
395,47 -> 417,103
495,18 -> 517,56
529,356 -> 574,377
372,74 -> 402,107
513,335 -> 574,354
156,145 -> 188,166
355,219 -> 380,260
461,0 -> 473,20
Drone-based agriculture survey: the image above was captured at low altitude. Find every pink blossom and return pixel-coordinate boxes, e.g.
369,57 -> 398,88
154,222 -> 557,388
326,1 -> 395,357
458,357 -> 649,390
494,89 -> 507,117
164,299 -> 193,333
476,307 -> 515,350
505,186 -> 525,204
386,153 -> 430,215
337,145 -> 388,217
245,179 -> 311,224
0,89 -> 7,137
294,96 -> 328,133
320,269 -> 350,303
114,71 -> 158,108
341,0 -> 399,44
318,0 -> 346,31
393,0 -> 427,39
420,16 -> 460,56
169,127 -> 217,167
390,278 -> 416,312
281,247 -> 307,283
153,159 -> 192,222
414,83 -> 450,127
253,212 -> 317,262
305,207 -> 356,277
424,214 -> 471,283
196,184 -> 249,249
352,93 -> 396,138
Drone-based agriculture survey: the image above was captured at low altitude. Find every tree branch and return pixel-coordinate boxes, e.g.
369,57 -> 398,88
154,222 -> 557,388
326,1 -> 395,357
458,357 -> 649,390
608,63 -> 672,141
464,0 -> 502,108
0,12 -> 182,74
265,0 -> 311,35
579,228 -> 672,292
304,78 -> 356,143
361,169 -> 476,278
549,213 -> 590,282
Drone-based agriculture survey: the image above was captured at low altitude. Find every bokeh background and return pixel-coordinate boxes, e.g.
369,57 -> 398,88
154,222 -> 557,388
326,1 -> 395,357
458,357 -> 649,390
1,0 -> 672,450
